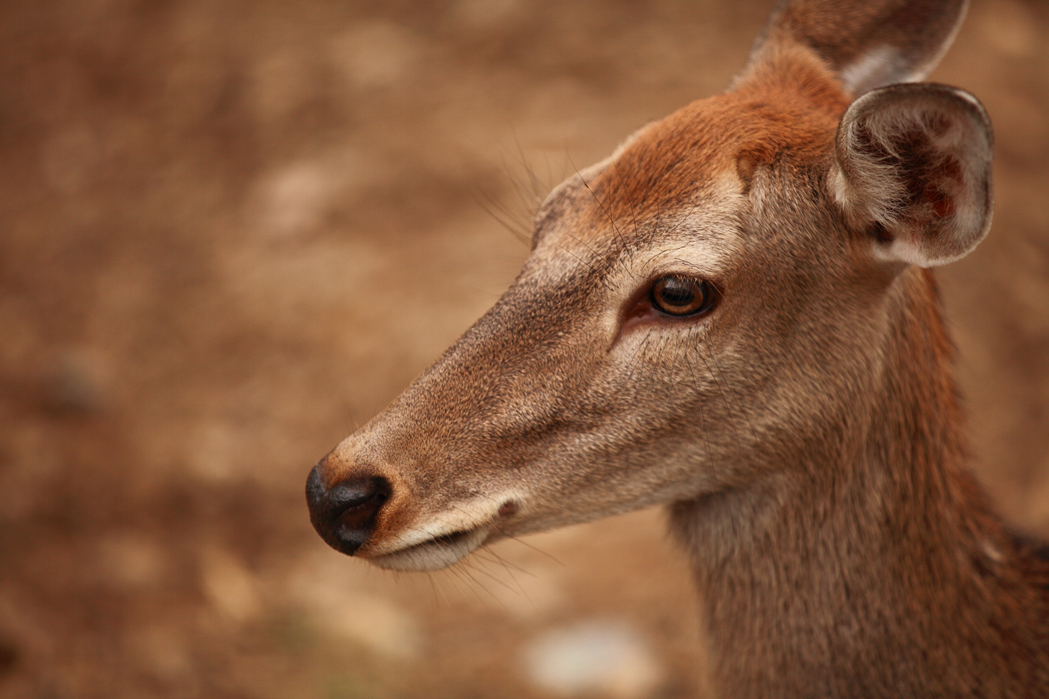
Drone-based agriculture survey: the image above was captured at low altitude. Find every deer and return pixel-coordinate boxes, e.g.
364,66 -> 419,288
305,0 -> 1049,695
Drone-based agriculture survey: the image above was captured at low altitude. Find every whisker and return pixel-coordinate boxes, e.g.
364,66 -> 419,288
508,129 -> 548,206
458,554 -> 524,596
475,545 -> 534,579
472,186 -> 532,248
446,560 -> 499,611
496,533 -> 565,568
571,156 -> 626,252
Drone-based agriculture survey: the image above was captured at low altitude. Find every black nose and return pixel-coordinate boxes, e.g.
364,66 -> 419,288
306,463 -> 391,556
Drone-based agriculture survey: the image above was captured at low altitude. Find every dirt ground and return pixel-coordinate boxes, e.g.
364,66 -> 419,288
1,0 -> 1047,697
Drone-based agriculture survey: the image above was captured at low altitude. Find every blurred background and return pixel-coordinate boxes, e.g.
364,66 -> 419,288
1,0 -> 1047,697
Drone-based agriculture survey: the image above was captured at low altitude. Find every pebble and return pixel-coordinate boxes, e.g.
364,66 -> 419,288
522,618 -> 662,698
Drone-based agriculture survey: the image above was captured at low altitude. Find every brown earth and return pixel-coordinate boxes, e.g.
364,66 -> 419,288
1,1 -> 1047,697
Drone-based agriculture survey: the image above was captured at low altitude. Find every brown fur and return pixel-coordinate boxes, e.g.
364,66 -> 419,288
671,267 -> 1049,696
308,1 -> 1049,695
589,47 -> 848,226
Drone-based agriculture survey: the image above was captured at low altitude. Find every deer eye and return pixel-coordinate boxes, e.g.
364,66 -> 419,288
650,276 -> 716,317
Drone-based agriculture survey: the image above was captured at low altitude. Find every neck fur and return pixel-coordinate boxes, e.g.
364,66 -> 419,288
669,268 -> 1046,698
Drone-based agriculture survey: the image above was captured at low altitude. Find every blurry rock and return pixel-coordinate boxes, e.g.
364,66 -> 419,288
251,160 -> 336,239
200,547 -> 262,623
523,619 -> 662,699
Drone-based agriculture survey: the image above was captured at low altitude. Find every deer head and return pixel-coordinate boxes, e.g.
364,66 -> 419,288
306,0 -> 992,574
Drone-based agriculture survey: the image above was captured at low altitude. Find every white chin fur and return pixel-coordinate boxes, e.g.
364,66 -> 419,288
367,527 -> 490,572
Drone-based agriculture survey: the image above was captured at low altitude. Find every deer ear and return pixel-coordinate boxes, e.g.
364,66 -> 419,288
831,83 -> 993,267
749,0 -> 968,95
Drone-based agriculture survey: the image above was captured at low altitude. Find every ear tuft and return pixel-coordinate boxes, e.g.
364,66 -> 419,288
831,83 -> 993,267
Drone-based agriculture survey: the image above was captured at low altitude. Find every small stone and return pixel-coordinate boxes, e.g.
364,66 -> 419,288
523,618 -> 663,698
253,161 -> 335,239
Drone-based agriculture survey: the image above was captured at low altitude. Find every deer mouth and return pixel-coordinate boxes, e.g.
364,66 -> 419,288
366,526 -> 493,571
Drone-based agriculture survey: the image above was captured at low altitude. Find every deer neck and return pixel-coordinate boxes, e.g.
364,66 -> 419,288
669,268 -> 1017,697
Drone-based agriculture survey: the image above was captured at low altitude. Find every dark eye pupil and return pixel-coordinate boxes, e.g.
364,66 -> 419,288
659,280 -> 694,305
651,276 -> 713,316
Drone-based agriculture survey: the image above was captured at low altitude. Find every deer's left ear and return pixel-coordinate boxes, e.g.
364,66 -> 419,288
831,83 -> 993,267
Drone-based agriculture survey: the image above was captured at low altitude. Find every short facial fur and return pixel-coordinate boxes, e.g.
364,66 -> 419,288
307,1 -> 1049,696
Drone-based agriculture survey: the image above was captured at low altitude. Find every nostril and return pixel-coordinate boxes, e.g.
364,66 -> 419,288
306,464 -> 392,556
330,478 -> 390,532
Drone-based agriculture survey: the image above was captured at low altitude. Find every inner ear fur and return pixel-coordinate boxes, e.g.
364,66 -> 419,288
831,83 -> 993,268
